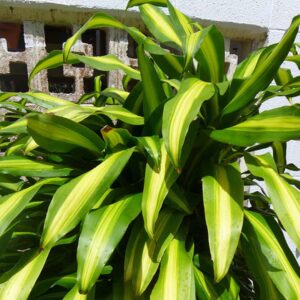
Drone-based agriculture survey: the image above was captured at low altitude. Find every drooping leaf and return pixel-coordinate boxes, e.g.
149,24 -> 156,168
162,78 -> 215,169
82,105 -> 144,125
210,105 -> 300,146
0,156 -> 73,177
27,113 -> 104,154
77,193 -> 142,293
0,178 -> 64,237
124,221 -> 159,295
245,153 -> 300,250
20,92 -> 73,108
240,234 -> 284,300
244,210 -> 300,300
30,51 -> 141,84
202,163 -> 244,282
40,148 -> 134,248
142,142 -> 178,238
150,236 -> 195,300
126,0 -> 167,9
147,208 -> 184,262
0,248 -> 51,300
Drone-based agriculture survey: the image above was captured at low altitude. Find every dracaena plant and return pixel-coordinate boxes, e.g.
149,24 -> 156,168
0,0 -> 300,299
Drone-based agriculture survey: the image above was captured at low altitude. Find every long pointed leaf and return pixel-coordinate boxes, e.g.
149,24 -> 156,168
222,15 -> 300,117
162,78 -> 215,169
0,156 -> 73,177
202,163 -> 244,282
244,210 -> 300,300
0,178 -> 64,237
124,221 -> 159,295
137,45 -> 166,120
0,248 -> 51,300
150,236 -> 195,300
77,194 -> 142,293
40,148 -> 134,248
245,153 -> 300,250
210,105 -> 300,146
142,142 -> 178,238
27,113 -> 104,154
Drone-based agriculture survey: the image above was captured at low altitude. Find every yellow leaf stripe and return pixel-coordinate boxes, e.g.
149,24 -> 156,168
140,4 -> 182,47
203,163 -> 243,282
41,148 -> 134,248
78,194 -> 141,292
142,142 -> 177,238
245,211 -> 300,295
0,248 -> 51,300
163,78 -> 214,168
0,178 -> 63,236
247,154 -> 300,250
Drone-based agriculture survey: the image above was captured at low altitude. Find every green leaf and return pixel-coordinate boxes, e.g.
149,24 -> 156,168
77,193 -> 142,293
126,0 -> 167,9
272,141 -> 286,173
147,208 -> 184,262
166,184 -> 194,215
245,153 -> 300,251
167,1 -> 193,40
162,78 -> 215,169
63,13 -> 125,61
202,163 -> 244,282
27,114 -> 104,154
0,155 -> 73,177
30,51 -> 141,84
209,105 -> 300,146
195,25 -> 225,83
137,45 -> 166,120
20,92 -> 74,109
101,126 -> 132,149
244,210 -> 300,300
0,118 -> 27,134
0,178 -> 64,237
0,248 -> 51,300
136,136 -> 161,171
124,221 -> 159,295
40,148 -> 134,248
142,142 -> 178,238
240,234 -> 284,300
82,105 -> 144,125
139,4 -> 183,47
150,236 -> 195,300
194,267 -> 219,300
222,15 -> 300,117
233,47 -> 267,79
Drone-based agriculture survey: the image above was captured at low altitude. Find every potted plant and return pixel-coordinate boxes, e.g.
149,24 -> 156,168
0,0 -> 300,298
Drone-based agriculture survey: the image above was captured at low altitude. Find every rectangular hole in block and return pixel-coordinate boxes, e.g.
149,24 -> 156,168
44,25 -> 72,52
0,62 -> 28,92
82,29 -> 107,56
0,22 -> 25,52
127,34 -> 138,59
230,40 -> 252,63
84,70 -> 108,93
48,66 -> 75,93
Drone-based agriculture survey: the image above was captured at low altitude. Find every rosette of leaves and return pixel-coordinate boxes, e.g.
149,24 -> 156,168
0,1 -> 300,299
